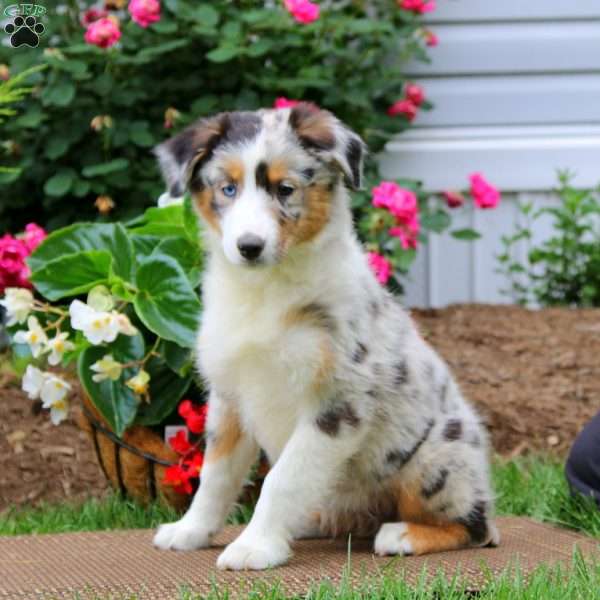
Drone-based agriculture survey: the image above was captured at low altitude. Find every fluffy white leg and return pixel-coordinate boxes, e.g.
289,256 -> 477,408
154,394 -> 258,551
374,523 -> 413,556
217,416 -> 365,570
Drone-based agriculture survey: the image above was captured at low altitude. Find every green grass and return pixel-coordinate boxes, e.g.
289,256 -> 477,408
2,458 -> 599,599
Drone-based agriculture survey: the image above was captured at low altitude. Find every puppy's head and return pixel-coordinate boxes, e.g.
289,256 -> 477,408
155,104 -> 365,267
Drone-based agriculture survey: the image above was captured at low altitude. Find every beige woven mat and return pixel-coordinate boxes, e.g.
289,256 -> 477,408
1,517 -> 598,599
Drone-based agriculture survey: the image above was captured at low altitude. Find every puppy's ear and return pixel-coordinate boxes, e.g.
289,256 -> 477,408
289,103 -> 366,190
154,113 -> 230,197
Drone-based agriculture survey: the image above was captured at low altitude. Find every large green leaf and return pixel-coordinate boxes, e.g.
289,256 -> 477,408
29,250 -> 112,301
44,170 -> 74,197
82,159 -> 129,178
78,333 -> 145,436
134,255 -> 202,348
135,356 -> 192,426
151,237 -> 202,288
128,204 -> 188,238
28,223 -> 133,282
161,339 -> 194,377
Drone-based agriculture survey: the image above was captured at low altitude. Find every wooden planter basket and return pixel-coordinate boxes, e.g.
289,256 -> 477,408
77,397 -> 192,512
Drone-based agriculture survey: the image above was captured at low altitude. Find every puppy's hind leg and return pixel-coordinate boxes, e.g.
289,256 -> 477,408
154,392 -> 258,551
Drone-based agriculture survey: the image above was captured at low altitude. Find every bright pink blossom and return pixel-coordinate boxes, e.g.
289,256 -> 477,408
443,191 -> 465,209
274,97 -> 301,109
367,252 -> 392,285
424,29 -> 438,47
399,0 -> 436,14
372,181 -> 418,224
128,0 -> 161,28
84,17 -> 121,48
284,0 -> 320,24
387,98 -> 418,121
23,223 -> 47,253
81,8 -> 109,27
390,215 -> 420,250
0,233 -> 35,294
405,83 -> 425,107
469,173 -> 501,209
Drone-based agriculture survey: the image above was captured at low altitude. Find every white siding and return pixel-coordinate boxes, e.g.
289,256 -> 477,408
383,0 -> 600,307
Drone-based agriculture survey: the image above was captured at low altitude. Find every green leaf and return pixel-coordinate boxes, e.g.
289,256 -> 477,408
28,223 -> 134,283
134,255 -> 202,348
44,170 -> 74,197
78,333 -> 145,436
44,137 -> 70,160
206,46 -> 241,63
451,228 -> 482,241
128,204 -> 186,237
0,168 -> 21,185
135,357 -> 192,426
29,250 -> 112,301
160,340 -> 193,377
41,80 -> 76,107
151,237 -> 202,287
129,122 -> 154,147
192,4 -> 220,26
183,196 -> 201,241
421,209 -> 451,233
82,159 -> 130,178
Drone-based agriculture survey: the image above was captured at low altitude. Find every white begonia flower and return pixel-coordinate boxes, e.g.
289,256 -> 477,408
91,354 -> 123,382
13,316 -> 48,358
69,300 -> 136,345
41,374 -> 71,425
126,369 -> 150,396
22,364 -> 46,399
45,332 -> 76,366
0,288 -> 35,326
87,285 -> 114,312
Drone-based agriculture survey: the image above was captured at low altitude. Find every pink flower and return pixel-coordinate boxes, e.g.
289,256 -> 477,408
84,17 -> 121,48
399,0 -> 436,14
469,173 -> 501,209
0,234 -> 32,294
443,191 -> 465,209
367,252 -> 392,285
128,0 -> 161,28
284,0 -> 320,24
424,29 -> 438,47
372,181 -> 418,224
405,83 -> 425,107
387,99 -> 418,121
390,215 -> 420,250
81,8 -> 109,27
23,223 -> 47,253
274,97 -> 301,109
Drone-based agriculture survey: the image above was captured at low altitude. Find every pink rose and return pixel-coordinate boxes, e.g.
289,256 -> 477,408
372,181 -> 418,225
0,235 -> 29,275
284,0 -> 320,24
81,8 -> 109,27
85,17 -> 121,48
387,99 -> 418,121
405,83 -> 425,107
390,214 -> 420,250
443,191 -> 465,209
399,0 -> 436,14
469,173 -> 501,209
23,223 -> 47,253
424,29 -> 438,47
367,252 -> 392,285
274,97 -> 301,109
128,0 -> 161,28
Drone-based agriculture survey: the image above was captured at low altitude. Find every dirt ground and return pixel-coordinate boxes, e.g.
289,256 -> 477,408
1,304 -> 600,511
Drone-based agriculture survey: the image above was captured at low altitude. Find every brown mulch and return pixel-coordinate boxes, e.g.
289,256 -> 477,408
1,304 -> 600,510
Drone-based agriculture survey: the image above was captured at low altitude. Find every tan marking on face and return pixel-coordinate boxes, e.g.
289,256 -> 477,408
224,158 -> 244,183
194,188 -> 221,234
267,159 -> 288,184
279,183 -> 332,251
205,407 -> 242,464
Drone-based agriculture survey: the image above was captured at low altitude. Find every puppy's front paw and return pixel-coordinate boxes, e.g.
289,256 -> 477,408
153,518 -> 212,551
216,535 -> 290,570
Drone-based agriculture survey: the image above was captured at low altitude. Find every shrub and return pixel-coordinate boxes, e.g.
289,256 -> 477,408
497,174 -> 600,307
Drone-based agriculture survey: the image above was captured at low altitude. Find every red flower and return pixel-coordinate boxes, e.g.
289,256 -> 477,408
424,29 -> 438,47
178,400 -> 208,434
405,83 -> 425,107
469,173 -> 501,209
399,0 -> 436,14
81,8 -> 109,27
163,464 -> 193,494
387,99 -> 418,121
168,430 -> 193,455
184,451 -> 204,477
443,191 -> 465,209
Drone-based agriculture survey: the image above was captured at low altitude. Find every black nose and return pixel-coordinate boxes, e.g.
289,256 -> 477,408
237,234 -> 265,261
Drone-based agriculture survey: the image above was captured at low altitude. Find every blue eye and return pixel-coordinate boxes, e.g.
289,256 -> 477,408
222,183 -> 237,198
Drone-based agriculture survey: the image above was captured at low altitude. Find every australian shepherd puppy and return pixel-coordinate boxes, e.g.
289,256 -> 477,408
152,104 -> 499,570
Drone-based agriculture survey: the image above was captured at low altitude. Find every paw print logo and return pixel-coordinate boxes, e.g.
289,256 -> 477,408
4,15 -> 45,48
